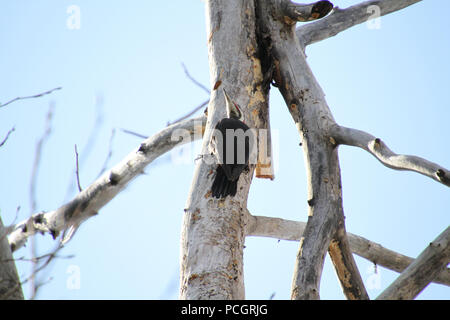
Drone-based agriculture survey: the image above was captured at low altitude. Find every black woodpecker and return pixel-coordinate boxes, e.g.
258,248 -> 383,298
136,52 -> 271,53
210,89 -> 253,198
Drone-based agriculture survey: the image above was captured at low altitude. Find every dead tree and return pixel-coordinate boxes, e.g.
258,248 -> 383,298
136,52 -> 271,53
3,0 -> 449,300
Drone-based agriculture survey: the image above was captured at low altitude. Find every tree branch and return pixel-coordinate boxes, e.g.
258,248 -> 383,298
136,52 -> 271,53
245,214 -> 450,287
377,226 -> 450,300
330,125 -> 450,188
181,63 -> 210,95
64,95 -> 104,200
166,99 -> 209,127
74,144 -> 82,192
296,0 -> 422,47
0,127 -> 15,148
0,87 -> 62,108
8,115 -> 206,252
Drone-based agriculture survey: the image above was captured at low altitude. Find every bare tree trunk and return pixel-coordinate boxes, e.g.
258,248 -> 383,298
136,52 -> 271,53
0,218 -> 24,300
180,0 -> 270,299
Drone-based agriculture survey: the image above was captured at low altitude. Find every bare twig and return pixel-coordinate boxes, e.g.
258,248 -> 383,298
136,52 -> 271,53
181,62 -> 210,94
96,128 -> 116,178
0,87 -> 62,108
0,127 -> 15,148
245,214 -> 450,287
330,125 -> 450,188
74,145 -> 82,192
64,94 -> 104,200
166,63 -> 210,126
30,104 -> 54,211
120,128 -> 148,139
29,103 -> 54,299
17,243 -> 68,299
167,99 -> 209,126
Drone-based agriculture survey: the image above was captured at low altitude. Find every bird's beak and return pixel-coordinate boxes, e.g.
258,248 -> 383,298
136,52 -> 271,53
222,88 -> 232,107
222,88 -> 241,120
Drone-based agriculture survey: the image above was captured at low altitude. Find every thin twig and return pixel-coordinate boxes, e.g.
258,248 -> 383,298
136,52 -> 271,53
119,128 -> 148,139
64,94 -> 104,200
29,103 -> 54,300
167,99 -> 209,126
96,128 -> 116,178
2,251 -> 74,263
0,87 -> 62,108
181,62 -> 210,94
74,145 -> 82,192
0,127 -> 15,148
17,243 -> 71,299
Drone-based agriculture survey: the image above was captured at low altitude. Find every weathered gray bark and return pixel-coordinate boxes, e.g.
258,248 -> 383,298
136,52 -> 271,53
377,226 -> 450,300
256,0 -> 368,300
330,125 -> 450,187
0,218 -> 24,300
180,0 -> 270,299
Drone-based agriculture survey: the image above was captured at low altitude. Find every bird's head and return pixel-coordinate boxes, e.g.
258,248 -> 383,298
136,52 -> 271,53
223,88 -> 244,122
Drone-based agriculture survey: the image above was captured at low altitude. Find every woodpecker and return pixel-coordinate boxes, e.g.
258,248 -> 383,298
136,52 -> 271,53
210,89 -> 253,198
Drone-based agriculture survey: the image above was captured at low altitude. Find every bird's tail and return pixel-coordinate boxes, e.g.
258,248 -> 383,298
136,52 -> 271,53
211,166 -> 237,198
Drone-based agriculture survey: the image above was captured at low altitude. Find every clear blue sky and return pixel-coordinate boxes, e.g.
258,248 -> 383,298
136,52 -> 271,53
0,1 -> 449,300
